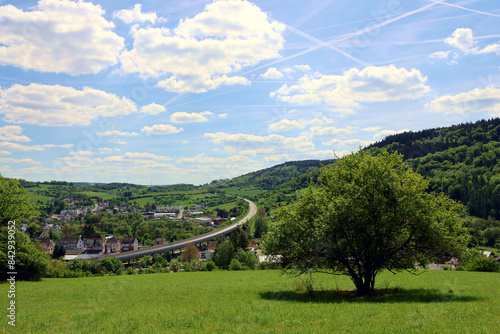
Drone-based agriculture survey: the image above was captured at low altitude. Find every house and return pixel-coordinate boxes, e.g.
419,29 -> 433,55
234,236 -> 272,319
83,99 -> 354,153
153,237 -> 167,246
63,249 -> 83,261
120,237 -> 138,252
85,233 -> 105,252
58,237 -> 85,250
39,239 -> 55,254
19,224 -> 28,232
482,251 -> 495,258
211,217 -> 227,226
38,229 -> 51,239
104,237 -> 121,253
201,251 -> 214,261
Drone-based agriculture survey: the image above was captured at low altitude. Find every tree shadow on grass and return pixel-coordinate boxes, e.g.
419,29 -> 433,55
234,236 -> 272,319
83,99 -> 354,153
259,288 -> 482,304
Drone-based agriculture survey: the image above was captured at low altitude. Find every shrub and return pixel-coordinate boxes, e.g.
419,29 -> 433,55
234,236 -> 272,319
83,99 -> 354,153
204,261 -> 217,271
229,259 -> 242,271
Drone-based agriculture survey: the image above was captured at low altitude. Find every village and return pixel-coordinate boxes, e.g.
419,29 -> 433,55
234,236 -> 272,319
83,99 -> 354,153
23,196 -> 266,265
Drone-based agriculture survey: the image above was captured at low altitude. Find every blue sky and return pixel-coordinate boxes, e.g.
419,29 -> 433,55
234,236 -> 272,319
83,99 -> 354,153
0,0 -> 499,185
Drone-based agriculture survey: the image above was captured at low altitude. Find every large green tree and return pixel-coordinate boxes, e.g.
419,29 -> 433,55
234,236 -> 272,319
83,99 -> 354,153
0,174 -> 50,280
0,174 -> 38,226
265,150 -> 468,296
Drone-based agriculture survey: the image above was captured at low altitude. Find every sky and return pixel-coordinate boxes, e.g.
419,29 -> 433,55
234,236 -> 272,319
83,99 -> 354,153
0,0 -> 499,185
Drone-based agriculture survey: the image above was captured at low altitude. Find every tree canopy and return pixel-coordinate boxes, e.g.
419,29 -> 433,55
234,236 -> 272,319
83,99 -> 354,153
0,174 -> 38,226
264,150 -> 468,296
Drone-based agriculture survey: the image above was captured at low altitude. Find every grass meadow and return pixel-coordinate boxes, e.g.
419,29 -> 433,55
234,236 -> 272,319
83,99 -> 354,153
1,270 -> 499,333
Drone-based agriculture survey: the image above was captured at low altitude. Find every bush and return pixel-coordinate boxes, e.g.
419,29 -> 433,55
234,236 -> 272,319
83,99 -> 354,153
229,259 -> 242,271
126,267 -> 136,275
234,249 -> 257,270
203,261 -> 217,271
169,259 -> 181,273
458,248 -> 500,272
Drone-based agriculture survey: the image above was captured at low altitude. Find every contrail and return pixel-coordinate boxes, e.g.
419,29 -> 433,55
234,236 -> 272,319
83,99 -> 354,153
284,24 -> 370,66
427,0 -> 500,18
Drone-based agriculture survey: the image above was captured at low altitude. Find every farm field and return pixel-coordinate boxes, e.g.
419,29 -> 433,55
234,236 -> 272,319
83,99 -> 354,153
1,270 -> 498,333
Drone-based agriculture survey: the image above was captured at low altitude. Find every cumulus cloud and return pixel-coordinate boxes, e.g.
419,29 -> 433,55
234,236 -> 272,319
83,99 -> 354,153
120,0 -> 285,93
0,141 -> 71,151
307,126 -> 356,138
270,65 -> 431,108
0,0 -> 124,75
323,138 -> 373,146
171,112 -> 211,124
261,68 -> 284,80
140,103 -> 166,115
445,28 -> 500,55
204,132 -> 314,155
426,86 -> 500,116
373,129 -> 410,141
178,153 -> 250,165
0,84 -> 137,126
268,119 -> 305,132
98,131 -> 139,137
113,4 -> 160,25
0,126 -> 31,142
141,124 -> 183,135
268,117 -> 334,132
429,51 -> 450,60
0,158 -> 41,165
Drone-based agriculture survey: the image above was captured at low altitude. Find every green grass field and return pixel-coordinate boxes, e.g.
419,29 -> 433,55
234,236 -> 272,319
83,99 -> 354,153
1,270 -> 498,333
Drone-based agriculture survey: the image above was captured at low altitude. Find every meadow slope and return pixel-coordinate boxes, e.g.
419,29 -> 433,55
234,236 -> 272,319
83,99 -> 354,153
1,270 -> 499,333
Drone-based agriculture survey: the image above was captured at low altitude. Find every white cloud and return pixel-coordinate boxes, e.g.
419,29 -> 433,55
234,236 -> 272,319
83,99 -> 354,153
141,124 -> 183,135
204,132 -> 314,155
307,126 -> 356,138
98,148 -> 120,154
102,152 -> 171,162
70,150 -> 94,157
98,131 -> 139,137
426,86 -> 500,116
218,113 -> 228,118
0,142 -> 44,151
268,119 -> 305,132
0,151 -> 11,156
171,112 -> 209,124
120,0 -> 285,93
113,4 -> 160,25
0,158 -> 41,164
361,127 -> 381,132
261,68 -> 283,80
373,129 -> 410,141
445,28 -> 500,55
429,51 -> 450,60
0,126 -> 30,142
0,0 -> 124,75
109,139 -> 127,145
323,138 -> 373,146
445,28 -> 476,53
268,117 -> 334,132
178,153 -> 250,165
140,103 -> 166,115
271,65 -> 431,108
0,84 -> 137,126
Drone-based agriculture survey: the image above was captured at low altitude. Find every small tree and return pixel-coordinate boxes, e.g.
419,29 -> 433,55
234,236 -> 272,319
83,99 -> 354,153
214,241 -> 234,269
180,243 -> 200,263
265,150 -> 468,296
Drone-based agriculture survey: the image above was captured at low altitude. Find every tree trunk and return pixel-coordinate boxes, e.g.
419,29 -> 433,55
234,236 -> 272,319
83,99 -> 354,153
353,272 -> 375,296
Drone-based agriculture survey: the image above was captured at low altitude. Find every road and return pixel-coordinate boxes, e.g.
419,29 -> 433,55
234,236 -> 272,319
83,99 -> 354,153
100,198 -> 257,261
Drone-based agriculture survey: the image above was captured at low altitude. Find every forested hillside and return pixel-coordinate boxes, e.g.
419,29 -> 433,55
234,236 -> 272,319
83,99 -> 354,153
367,118 -> 500,220
211,159 -> 334,190
250,119 -> 500,226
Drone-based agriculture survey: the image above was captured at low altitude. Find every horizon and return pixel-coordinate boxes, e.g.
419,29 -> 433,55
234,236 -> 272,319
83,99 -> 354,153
1,0 -> 499,185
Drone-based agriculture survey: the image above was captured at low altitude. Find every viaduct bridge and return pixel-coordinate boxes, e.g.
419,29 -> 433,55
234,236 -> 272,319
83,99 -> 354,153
99,198 -> 257,262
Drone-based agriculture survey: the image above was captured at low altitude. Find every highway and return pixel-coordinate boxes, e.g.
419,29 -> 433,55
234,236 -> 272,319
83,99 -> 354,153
100,198 -> 257,262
